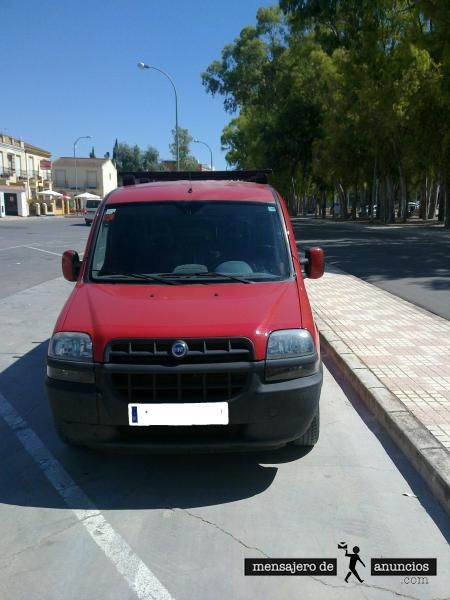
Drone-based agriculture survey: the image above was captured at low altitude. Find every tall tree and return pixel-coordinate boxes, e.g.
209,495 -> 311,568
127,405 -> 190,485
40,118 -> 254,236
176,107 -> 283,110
203,1 -> 449,224
112,138 -> 119,165
112,141 -> 162,171
170,127 -> 199,170
112,143 -> 142,171
142,146 -> 162,170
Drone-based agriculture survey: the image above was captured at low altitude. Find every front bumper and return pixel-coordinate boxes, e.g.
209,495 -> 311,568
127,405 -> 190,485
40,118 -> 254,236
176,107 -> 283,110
46,358 -> 322,450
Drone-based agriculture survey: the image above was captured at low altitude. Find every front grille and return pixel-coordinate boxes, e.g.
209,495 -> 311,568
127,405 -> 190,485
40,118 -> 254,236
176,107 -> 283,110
105,338 -> 254,403
106,337 -> 254,365
112,371 -> 248,403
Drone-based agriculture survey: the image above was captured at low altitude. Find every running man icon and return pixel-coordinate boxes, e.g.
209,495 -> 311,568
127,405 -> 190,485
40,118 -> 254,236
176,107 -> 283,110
344,546 -> 365,583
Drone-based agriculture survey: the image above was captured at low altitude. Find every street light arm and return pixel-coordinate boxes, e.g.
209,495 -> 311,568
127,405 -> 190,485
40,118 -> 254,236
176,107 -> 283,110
73,135 -> 92,158
138,64 -> 177,100
193,139 -> 213,171
138,62 -> 179,170
73,135 -> 92,204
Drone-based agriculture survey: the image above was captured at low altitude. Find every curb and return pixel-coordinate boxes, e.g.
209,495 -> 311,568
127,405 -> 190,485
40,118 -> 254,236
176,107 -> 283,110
319,330 -> 450,517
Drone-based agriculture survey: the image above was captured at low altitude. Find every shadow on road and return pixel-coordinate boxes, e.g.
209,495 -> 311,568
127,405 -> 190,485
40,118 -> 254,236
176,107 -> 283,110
293,219 -> 450,283
0,342 -> 311,513
294,219 -> 450,319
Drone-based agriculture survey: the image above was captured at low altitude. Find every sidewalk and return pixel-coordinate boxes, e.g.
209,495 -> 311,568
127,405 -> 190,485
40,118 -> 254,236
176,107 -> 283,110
306,266 -> 450,514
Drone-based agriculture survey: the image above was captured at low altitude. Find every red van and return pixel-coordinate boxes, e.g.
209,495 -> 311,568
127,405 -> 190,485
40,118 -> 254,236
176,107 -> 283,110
46,171 -> 324,450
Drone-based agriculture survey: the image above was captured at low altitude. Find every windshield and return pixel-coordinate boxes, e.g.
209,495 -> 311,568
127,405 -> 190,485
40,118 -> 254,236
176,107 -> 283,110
90,201 -> 292,283
86,200 -> 101,209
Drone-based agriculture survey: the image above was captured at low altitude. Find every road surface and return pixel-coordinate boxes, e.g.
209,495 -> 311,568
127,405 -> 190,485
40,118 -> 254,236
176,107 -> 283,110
293,218 -> 450,320
0,217 -> 448,599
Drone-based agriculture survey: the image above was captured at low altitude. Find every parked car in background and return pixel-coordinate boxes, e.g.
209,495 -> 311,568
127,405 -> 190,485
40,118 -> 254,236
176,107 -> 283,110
46,171 -> 324,451
407,201 -> 418,217
84,199 -> 102,225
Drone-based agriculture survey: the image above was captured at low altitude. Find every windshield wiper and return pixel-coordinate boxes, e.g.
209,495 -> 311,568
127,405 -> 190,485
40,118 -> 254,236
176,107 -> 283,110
164,271 -> 253,284
94,272 -> 177,285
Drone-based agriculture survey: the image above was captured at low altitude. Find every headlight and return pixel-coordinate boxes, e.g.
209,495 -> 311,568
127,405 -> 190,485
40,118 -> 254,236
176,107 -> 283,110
267,329 -> 314,359
48,332 -> 93,361
266,329 -> 318,382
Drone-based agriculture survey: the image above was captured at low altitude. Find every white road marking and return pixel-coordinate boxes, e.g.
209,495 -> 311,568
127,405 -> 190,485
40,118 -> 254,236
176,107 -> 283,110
23,246 -> 63,256
0,391 -> 174,600
0,245 -> 85,257
0,245 -> 25,252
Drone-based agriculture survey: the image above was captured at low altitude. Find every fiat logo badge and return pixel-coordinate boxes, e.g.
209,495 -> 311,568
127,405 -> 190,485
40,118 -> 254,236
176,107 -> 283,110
171,340 -> 188,359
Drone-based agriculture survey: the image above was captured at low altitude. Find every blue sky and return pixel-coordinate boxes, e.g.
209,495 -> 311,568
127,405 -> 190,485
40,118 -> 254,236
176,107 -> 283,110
3,0 -> 274,170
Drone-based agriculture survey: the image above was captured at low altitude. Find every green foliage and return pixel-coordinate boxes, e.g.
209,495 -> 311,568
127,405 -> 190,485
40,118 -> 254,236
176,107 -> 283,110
112,138 -> 119,162
170,127 -> 199,170
89,147 -> 96,159
142,146 -> 162,170
203,1 -> 450,223
112,142 -> 162,171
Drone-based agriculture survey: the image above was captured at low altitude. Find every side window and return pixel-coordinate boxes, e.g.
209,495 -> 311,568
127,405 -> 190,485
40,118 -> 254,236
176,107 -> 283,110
92,221 -> 110,272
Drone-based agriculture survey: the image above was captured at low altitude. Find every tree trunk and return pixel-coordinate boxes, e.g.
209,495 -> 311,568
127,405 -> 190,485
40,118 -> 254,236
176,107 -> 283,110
427,183 -> 439,220
342,186 -> 349,219
314,197 -> 319,218
359,185 -> 366,220
369,160 -> 377,222
389,176 -> 394,223
336,183 -> 347,219
438,182 -> 445,221
378,177 -> 385,222
302,194 -> 307,217
420,177 -> 432,220
386,176 -> 395,223
351,185 -> 357,220
444,178 -> 450,228
321,192 -> 327,218
399,167 -> 407,223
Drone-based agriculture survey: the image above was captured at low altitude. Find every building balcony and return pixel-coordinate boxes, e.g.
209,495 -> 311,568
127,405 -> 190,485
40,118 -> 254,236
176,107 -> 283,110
0,167 -> 14,179
0,168 -> 36,181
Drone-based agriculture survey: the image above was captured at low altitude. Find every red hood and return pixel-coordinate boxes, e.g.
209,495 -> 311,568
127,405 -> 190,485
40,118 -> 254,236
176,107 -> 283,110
59,281 -> 302,361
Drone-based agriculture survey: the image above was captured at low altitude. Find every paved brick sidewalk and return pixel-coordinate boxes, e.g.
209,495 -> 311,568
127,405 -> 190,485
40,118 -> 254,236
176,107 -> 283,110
306,267 -> 450,451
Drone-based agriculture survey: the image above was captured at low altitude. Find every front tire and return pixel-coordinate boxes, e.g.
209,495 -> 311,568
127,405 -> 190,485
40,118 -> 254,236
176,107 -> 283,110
292,410 -> 320,447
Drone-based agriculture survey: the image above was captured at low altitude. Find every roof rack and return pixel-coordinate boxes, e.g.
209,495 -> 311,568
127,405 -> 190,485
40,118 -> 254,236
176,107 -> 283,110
119,169 -> 272,187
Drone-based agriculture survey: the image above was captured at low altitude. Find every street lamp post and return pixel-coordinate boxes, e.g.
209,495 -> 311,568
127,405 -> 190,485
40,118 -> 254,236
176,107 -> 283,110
193,139 -> 213,171
137,62 -> 179,171
73,135 -> 92,211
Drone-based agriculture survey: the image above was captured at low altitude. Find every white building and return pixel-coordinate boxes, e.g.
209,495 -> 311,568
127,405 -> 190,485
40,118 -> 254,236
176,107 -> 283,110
0,132 -> 52,217
52,157 -> 117,207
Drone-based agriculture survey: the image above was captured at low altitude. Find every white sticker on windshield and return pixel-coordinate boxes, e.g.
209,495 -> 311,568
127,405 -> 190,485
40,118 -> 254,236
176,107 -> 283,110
268,206 -> 276,212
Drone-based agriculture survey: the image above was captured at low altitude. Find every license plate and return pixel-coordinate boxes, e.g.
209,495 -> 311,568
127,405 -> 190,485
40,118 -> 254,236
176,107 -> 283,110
128,402 -> 229,426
